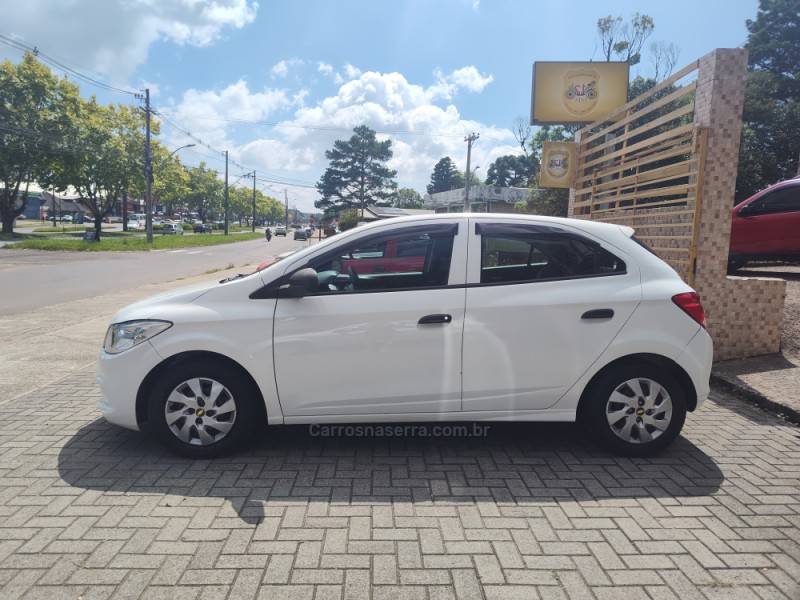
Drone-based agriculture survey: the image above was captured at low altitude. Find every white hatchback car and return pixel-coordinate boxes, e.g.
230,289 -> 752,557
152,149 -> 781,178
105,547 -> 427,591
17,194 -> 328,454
98,214 -> 712,458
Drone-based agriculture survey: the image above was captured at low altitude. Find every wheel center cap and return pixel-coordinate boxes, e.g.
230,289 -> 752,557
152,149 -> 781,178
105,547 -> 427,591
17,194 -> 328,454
636,408 -> 645,416
195,408 -> 205,417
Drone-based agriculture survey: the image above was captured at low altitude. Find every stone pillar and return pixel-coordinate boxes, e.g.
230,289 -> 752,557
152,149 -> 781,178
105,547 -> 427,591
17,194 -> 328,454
692,48 -> 786,360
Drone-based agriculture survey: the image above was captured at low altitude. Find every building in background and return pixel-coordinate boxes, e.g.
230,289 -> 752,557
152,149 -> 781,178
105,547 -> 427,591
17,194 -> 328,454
425,185 -> 529,213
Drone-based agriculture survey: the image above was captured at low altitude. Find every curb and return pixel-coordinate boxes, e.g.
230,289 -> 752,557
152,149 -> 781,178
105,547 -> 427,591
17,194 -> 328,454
711,372 -> 800,425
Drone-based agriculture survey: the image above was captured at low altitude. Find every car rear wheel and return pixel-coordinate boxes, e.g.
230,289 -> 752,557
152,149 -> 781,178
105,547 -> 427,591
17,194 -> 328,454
580,363 -> 687,456
147,358 -> 261,458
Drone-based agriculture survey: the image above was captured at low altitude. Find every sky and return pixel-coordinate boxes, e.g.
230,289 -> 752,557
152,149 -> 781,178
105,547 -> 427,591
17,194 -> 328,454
1,0 -> 759,212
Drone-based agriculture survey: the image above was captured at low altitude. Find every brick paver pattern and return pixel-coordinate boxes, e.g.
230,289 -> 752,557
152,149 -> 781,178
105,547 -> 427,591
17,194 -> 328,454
0,375 -> 798,600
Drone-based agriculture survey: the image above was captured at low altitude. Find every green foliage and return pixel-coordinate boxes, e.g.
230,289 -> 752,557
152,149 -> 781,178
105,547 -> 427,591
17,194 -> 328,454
338,208 -> 360,231
392,187 -> 424,208
427,157 -> 464,194
736,0 -> 800,201
185,162 -> 224,222
316,125 -> 398,215
0,52 -> 81,234
485,155 -> 537,188
7,232 -> 263,252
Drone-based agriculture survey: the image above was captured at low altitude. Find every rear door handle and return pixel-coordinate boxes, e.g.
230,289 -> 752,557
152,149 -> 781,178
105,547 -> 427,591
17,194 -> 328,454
418,314 -> 452,325
581,309 -> 614,320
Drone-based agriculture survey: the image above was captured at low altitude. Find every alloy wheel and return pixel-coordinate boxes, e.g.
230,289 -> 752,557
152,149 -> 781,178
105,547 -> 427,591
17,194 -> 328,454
164,377 -> 237,446
605,377 -> 673,444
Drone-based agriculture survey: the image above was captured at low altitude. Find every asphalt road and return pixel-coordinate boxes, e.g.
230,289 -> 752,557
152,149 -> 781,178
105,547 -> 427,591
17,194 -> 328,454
0,233 -> 315,314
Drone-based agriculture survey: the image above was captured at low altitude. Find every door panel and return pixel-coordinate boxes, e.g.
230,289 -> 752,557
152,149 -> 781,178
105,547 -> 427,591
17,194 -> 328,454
272,219 -> 467,417
274,288 -> 465,415
462,219 -> 641,411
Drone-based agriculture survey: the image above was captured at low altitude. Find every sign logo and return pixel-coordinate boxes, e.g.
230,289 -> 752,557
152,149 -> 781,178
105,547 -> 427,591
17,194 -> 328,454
563,69 -> 599,116
546,152 -> 569,180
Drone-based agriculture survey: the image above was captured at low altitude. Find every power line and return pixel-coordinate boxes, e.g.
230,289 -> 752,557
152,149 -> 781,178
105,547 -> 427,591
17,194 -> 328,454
0,33 -> 138,96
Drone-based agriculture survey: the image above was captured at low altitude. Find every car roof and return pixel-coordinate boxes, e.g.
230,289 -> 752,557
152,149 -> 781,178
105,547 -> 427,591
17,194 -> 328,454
346,212 -> 633,239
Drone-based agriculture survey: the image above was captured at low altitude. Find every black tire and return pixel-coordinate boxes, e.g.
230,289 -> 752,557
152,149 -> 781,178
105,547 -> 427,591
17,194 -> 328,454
579,362 -> 687,457
146,358 -> 263,458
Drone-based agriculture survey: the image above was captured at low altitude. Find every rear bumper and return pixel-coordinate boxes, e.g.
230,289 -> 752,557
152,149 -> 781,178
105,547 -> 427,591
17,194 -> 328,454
96,341 -> 163,431
676,328 -> 713,409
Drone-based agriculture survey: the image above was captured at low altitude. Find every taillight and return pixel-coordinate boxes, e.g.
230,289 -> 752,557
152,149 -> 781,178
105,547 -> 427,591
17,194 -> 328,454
672,292 -> 707,328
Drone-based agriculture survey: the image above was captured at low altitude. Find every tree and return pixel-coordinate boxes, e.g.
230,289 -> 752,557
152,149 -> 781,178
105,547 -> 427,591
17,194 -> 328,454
46,99 -> 127,240
426,156 -> 464,194
315,125 -> 398,216
152,143 -> 189,217
0,52 -> 80,234
736,0 -> 800,201
392,187 -> 424,208
338,208 -> 360,231
485,155 -> 537,188
597,13 -> 655,65
185,163 -> 223,222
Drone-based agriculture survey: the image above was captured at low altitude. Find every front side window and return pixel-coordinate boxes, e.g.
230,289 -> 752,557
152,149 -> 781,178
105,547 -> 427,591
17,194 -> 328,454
307,226 -> 455,293
480,228 -> 625,284
762,187 -> 800,214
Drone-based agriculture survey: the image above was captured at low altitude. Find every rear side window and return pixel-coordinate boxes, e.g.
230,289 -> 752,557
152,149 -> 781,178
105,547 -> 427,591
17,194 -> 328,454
480,230 -> 625,284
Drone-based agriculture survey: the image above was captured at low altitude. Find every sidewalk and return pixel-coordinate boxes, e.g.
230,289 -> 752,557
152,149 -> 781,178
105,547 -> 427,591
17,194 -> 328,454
712,353 -> 800,423
713,264 -> 800,423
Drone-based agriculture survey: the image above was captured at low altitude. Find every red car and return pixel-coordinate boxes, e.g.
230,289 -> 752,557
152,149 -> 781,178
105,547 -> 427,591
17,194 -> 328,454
339,238 -> 426,275
729,177 -> 800,271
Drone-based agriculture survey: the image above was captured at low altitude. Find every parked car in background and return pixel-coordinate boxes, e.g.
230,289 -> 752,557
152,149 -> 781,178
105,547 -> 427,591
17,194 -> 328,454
62,214 -> 73,223
162,222 -> 184,235
193,223 -> 213,234
275,225 -> 287,236
729,177 -> 800,271
97,214 -> 712,459
293,228 -> 308,241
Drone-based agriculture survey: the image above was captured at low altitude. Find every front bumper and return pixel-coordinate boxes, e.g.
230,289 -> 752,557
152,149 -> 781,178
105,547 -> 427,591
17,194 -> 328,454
96,340 -> 164,431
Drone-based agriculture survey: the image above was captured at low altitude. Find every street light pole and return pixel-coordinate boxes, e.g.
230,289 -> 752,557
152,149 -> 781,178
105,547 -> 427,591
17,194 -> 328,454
144,88 -> 153,243
169,143 -> 196,158
223,150 -> 229,236
251,170 -> 256,232
464,132 -> 479,213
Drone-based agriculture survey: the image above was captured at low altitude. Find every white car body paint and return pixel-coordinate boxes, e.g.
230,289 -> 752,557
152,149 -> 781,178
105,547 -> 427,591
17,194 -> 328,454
96,213 -> 712,434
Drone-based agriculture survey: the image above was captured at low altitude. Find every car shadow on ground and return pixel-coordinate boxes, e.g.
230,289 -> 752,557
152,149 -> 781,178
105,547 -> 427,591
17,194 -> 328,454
58,419 -> 724,525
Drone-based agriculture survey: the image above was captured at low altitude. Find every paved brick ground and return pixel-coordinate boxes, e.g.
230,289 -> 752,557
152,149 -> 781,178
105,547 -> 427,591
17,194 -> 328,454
1,376 -> 799,600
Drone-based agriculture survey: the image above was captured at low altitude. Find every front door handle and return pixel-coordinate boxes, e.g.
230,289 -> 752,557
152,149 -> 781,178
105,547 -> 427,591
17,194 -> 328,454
418,314 -> 452,325
582,308 -> 614,320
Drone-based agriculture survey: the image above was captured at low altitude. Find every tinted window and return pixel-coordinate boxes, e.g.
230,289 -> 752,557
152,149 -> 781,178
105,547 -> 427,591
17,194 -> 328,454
762,187 -> 800,214
308,227 -> 455,293
480,231 -> 625,284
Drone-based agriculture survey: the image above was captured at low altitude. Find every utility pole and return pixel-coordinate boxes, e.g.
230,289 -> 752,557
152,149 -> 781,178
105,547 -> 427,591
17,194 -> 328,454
464,132 -> 479,213
251,171 -> 256,232
144,88 -> 153,243
223,150 -> 229,235
284,189 -> 289,228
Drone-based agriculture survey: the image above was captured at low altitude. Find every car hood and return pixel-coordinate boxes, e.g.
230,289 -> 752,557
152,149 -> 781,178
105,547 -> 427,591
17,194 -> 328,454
110,280 -> 215,324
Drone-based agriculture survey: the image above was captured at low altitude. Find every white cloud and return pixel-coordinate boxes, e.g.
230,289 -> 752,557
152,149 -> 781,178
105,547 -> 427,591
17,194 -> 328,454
164,67 -> 517,212
343,63 -> 362,80
271,58 -> 304,78
429,66 -> 494,99
2,0 -> 257,80
167,80 -> 294,148
317,62 -> 334,76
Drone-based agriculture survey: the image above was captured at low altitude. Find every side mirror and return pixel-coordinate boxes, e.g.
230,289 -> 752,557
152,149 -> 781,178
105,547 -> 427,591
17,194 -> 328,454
281,268 -> 318,298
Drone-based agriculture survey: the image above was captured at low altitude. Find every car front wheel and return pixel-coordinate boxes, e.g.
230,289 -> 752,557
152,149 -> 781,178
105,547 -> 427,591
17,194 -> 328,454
580,363 -> 687,456
147,358 -> 262,458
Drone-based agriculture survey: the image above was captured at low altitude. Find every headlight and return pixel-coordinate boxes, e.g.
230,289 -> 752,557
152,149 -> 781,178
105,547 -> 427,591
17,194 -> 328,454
103,320 -> 172,354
